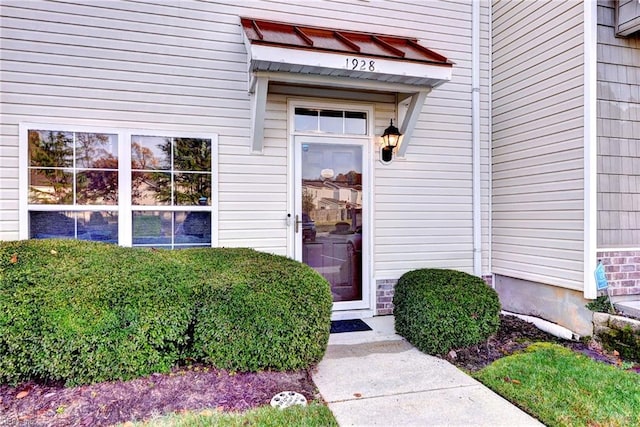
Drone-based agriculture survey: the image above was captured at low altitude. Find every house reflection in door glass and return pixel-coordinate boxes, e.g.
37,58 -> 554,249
301,143 -> 363,302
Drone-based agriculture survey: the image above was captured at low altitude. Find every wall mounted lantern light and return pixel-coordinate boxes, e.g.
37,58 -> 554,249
380,119 -> 402,163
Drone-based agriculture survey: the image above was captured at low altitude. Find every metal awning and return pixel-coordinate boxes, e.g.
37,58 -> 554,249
240,18 -> 454,153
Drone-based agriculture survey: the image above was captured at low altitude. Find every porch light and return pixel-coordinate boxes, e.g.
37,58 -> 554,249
380,119 -> 402,163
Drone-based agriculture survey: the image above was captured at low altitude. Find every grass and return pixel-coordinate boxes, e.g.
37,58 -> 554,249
474,342 -> 640,427
125,403 -> 338,427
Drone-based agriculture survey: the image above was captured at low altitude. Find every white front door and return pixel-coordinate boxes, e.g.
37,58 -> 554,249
294,135 -> 370,311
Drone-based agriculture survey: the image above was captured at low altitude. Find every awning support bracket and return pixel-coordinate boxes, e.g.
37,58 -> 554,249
397,90 -> 429,158
251,76 -> 269,153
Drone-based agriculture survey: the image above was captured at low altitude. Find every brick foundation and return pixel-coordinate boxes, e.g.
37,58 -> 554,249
376,279 -> 397,315
597,250 -> 640,296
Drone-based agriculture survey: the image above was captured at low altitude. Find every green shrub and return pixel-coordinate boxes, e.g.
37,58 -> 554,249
393,268 -> 500,355
0,240 -> 332,386
190,249 -> 332,371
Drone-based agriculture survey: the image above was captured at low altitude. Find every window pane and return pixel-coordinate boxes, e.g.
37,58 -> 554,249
77,211 -> 118,243
294,108 -> 318,132
30,211 -> 118,242
29,169 -> 73,204
132,211 -> 211,248
319,110 -> 343,133
131,136 -> 170,170
345,111 -> 367,135
175,173 -> 211,206
174,138 -> 211,172
175,211 -> 211,245
132,172 -> 171,205
30,211 -> 76,238
77,170 -> 118,205
76,133 -> 118,169
132,211 -> 172,245
29,130 -> 73,167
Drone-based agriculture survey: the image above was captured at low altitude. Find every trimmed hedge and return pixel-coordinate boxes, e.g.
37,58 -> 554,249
393,268 -> 500,356
0,240 -> 332,386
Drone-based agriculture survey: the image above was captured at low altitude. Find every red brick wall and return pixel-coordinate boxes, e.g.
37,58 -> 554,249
597,251 -> 640,296
376,279 -> 396,315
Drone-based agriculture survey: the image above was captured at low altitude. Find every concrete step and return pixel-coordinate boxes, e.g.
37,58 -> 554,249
614,300 -> 640,318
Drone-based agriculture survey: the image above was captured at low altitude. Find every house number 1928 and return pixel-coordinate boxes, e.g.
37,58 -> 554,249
346,58 -> 376,71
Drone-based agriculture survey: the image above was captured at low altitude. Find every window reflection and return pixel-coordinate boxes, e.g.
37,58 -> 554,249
29,211 -> 118,243
28,130 -> 118,205
131,136 -> 170,170
132,171 -> 172,205
29,130 -> 73,167
133,211 -> 172,245
77,170 -> 118,205
319,110 -> 343,133
29,169 -> 73,204
300,143 -> 363,302
132,211 -> 211,248
77,211 -> 118,242
30,211 -> 76,238
131,137 -> 212,206
75,133 -> 118,169
174,138 -> 211,172
294,108 -> 367,135
294,108 -> 318,131
345,111 -> 367,135
175,173 -> 211,206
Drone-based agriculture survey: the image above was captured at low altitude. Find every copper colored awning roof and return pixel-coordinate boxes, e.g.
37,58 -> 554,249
241,17 -> 453,88
241,18 -> 451,66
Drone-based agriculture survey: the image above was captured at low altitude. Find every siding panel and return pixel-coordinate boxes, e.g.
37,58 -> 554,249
596,2 -> 640,247
491,0 -> 585,289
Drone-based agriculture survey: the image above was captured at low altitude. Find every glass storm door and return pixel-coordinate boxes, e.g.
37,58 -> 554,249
295,136 -> 367,309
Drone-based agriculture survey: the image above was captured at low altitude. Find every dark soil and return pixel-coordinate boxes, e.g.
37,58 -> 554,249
0,366 -> 318,426
2,314 -> 637,426
447,314 -> 640,373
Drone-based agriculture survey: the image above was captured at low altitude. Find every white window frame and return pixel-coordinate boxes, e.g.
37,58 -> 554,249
19,123 -> 219,247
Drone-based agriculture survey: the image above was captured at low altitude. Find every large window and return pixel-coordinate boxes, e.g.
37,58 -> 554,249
21,124 -> 217,249
131,135 -> 213,249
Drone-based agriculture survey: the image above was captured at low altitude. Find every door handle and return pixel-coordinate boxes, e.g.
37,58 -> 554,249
295,214 -> 300,233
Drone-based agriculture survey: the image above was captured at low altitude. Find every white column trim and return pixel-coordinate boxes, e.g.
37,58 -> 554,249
584,0 -> 598,299
472,0 -> 482,277
18,123 -> 29,240
251,76 -> 269,153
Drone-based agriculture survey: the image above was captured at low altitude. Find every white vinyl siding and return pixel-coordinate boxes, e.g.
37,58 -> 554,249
374,1 -> 491,278
491,0 -> 585,290
0,0 -> 490,277
596,2 -> 640,247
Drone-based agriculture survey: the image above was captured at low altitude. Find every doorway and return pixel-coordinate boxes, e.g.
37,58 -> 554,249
294,135 -> 369,311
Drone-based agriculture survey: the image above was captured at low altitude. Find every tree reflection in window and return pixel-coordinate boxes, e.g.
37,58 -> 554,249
28,130 -> 117,204
132,136 -> 211,206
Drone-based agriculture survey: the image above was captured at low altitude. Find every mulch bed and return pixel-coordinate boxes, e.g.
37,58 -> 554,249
447,314 -> 640,373
0,366 -> 318,426
2,314 -> 638,426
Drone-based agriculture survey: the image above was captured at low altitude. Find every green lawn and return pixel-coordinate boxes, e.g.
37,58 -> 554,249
474,342 -> 640,427
126,403 -> 337,427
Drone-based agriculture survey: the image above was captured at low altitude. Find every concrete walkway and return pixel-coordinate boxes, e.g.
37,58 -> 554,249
312,316 -> 544,426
